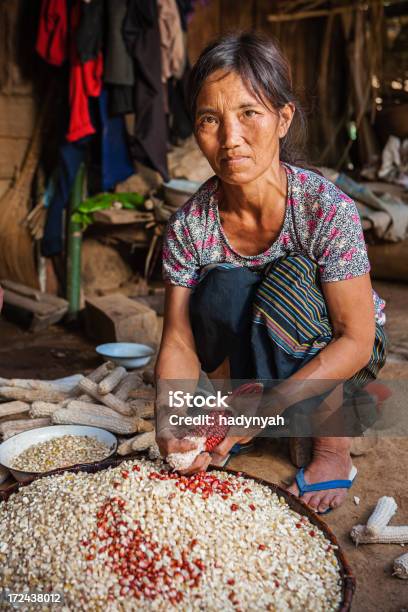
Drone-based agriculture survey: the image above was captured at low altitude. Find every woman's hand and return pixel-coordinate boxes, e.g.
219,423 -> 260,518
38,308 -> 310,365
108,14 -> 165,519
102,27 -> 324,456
156,427 -> 198,458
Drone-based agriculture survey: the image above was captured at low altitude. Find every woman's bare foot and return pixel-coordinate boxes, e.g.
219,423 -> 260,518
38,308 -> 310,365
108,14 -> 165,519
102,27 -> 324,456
286,437 -> 353,513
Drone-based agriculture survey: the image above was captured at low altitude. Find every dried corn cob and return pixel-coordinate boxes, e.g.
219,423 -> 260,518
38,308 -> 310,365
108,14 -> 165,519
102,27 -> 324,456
0,417 -> 51,440
52,401 -> 153,435
61,394 -> 93,408
0,374 -> 82,393
114,372 -> 143,401
128,387 -> 155,401
366,496 -> 398,536
0,401 -> 30,418
0,386 -> 67,403
129,400 -> 155,419
69,362 -> 115,398
351,524 -> 408,545
30,401 -> 63,418
131,430 -> 156,451
393,552 -> 408,579
79,378 -> 132,416
0,465 -> 9,485
117,431 -> 156,456
87,361 -> 115,381
142,369 -> 155,386
98,367 -> 127,395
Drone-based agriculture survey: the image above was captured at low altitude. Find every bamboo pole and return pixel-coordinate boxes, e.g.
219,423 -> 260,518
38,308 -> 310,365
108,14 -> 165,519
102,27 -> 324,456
66,163 -> 85,317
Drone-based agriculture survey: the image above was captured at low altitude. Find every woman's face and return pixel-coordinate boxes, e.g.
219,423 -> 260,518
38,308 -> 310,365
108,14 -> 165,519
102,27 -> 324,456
194,70 -> 294,185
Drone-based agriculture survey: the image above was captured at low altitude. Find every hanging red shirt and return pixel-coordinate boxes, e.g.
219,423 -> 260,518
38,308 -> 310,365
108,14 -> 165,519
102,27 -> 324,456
36,0 -> 103,142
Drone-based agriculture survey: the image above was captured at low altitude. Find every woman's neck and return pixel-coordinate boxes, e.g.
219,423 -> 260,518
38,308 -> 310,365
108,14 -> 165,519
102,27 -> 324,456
219,160 -> 287,217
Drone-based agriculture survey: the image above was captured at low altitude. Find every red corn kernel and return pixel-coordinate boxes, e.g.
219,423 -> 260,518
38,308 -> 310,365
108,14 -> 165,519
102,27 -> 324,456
132,465 -> 140,471
258,544 -> 266,550
121,471 -> 129,479
244,488 -> 252,494
275,580 -> 280,588
295,523 -> 301,528
249,504 -> 256,511
227,578 -> 235,586
230,504 -> 239,511
309,530 -> 316,537
86,554 -> 95,561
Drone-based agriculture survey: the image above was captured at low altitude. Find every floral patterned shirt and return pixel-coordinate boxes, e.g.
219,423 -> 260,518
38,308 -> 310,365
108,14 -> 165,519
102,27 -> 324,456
162,163 -> 386,324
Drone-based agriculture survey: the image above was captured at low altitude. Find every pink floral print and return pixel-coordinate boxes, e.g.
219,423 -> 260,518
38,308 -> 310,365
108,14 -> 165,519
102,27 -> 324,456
162,163 -> 385,324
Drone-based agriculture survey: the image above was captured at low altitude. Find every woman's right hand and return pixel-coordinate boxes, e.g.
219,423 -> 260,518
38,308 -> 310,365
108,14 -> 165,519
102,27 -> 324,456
155,427 -> 197,458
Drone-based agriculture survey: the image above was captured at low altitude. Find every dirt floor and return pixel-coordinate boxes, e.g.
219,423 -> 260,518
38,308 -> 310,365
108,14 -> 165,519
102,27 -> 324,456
0,280 -> 407,612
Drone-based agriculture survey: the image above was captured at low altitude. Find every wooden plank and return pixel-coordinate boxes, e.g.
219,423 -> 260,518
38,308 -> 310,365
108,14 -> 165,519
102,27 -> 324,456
0,137 -> 28,179
92,209 -> 154,225
220,0 -> 255,31
0,96 -> 35,138
187,0 -> 221,64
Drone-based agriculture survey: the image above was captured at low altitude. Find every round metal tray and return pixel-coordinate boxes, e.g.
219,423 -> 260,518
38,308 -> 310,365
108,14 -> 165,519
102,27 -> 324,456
0,454 -> 355,610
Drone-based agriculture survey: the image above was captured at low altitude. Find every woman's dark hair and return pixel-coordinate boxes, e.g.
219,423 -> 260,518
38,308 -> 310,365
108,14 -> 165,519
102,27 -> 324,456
188,32 -> 307,165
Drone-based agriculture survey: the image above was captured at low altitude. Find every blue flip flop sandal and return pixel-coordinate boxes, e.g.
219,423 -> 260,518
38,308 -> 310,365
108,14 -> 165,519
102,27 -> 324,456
294,465 -> 358,515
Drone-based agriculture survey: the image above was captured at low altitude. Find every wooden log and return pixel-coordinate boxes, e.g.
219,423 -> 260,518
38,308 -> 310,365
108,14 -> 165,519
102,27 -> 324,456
92,209 -> 154,225
84,294 -> 158,345
1,284 -> 68,331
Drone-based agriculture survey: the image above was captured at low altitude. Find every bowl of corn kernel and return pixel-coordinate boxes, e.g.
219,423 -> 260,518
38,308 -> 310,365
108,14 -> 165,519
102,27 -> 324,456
0,425 -> 117,482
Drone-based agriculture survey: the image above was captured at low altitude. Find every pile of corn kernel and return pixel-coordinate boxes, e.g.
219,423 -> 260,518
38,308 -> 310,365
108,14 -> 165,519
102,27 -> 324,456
0,458 -> 343,611
10,435 -> 111,472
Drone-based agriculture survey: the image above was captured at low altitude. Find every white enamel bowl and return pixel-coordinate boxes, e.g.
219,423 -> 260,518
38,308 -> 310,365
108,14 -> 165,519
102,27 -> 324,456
0,425 -> 118,483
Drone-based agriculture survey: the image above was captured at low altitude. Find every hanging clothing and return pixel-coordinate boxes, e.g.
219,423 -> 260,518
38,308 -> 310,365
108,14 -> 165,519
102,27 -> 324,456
175,0 -> 194,31
41,138 -> 88,257
157,0 -> 185,84
123,0 -> 169,181
42,92 -> 134,256
76,0 -> 104,63
36,0 -> 68,66
66,0 -> 103,142
104,0 -> 135,116
105,0 -> 134,87
36,0 -> 103,143
98,90 -> 134,192
167,65 -> 193,143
